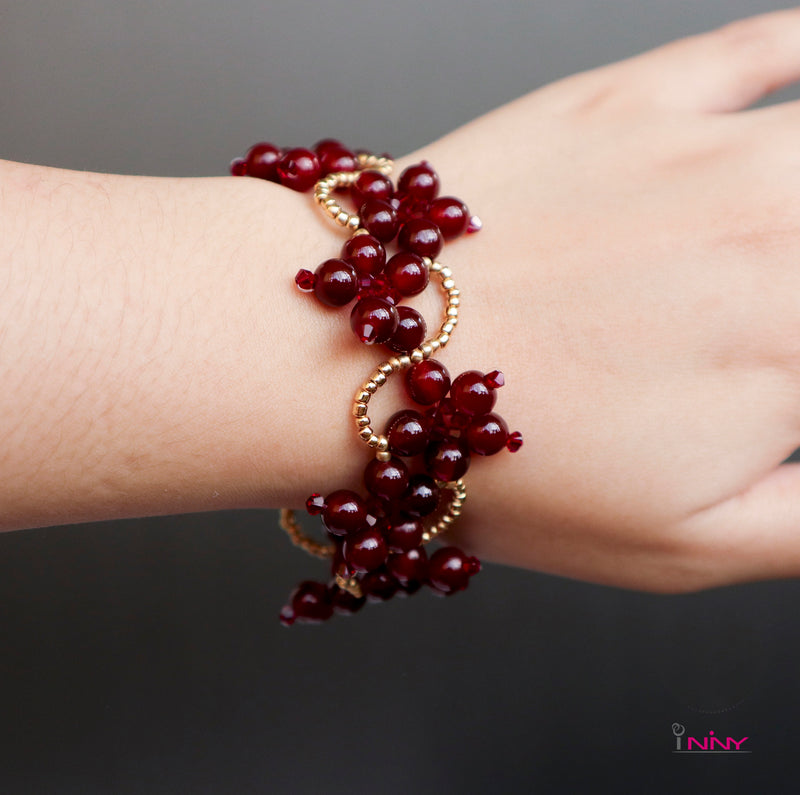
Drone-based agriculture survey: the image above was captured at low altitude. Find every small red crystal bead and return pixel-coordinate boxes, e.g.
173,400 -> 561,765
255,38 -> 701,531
425,437 -> 471,482
229,157 -> 247,176
466,412 -> 509,456
343,527 -> 388,573
385,409 -> 430,456
295,269 -> 317,292
484,370 -> 505,389
506,431 -> 524,452
402,474 -> 440,517
305,493 -> 326,515
398,161 -> 440,201
245,142 -> 282,181
313,259 -> 358,307
276,147 -> 321,192
450,370 -> 496,416
350,296 -> 399,344
385,306 -> 427,354
406,359 -> 451,405
467,215 -> 483,233
427,547 -> 480,594
386,252 -> 429,296
359,199 -> 400,243
364,456 -> 410,500
341,234 -> 386,277
398,218 -> 443,259
427,196 -> 470,239
387,547 -> 428,586
322,489 -> 369,537
351,170 -> 394,207
385,514 -> 424,552
280,580 -> 333,626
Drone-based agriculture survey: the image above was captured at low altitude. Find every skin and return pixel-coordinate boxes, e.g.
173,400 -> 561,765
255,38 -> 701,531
3,9 -> 800,594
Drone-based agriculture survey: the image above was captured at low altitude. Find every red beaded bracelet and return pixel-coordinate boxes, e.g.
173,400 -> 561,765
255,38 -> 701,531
230,139 -> 522,625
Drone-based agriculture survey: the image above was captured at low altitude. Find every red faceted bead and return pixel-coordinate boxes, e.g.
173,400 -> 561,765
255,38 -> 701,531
402,474 -> 440,517
385,409 -> 430,456
295,269 -> 317,292
351,170 -> 394,207
427,196 -> 470,239
506,431 -> 524,452
397,161 -> 440,201
279,580 -> 333,626
341,234 -> 386,277
484,370 -> 505,389
364,456 -> 410,500
466,413 -> 509,456
385,306 -> 427,354
360,568 -> 400,601
425,437 -> 470,482
385,514 -> 424,552
357,273 -> 399,304
450,370 -> 496,416
305,493 -> 326,515
313,259 -> 358,307
245,142 -> 282,181
387,547 -> 428,586
276,147 -> 321,192
322,489 -> 369,537
396,194 -> 430,223
405,359 -> 451,405
343,527 -> 388,573
427,547 -> 480,594
359,199 -> 399,243
229,157 -> 247,176
331,586 -> 366,615
398,218 -> 443,259
467,215 -> 483,233
386,252 -> 429,296
318,145 -> 357,176
350,296 -> 399,344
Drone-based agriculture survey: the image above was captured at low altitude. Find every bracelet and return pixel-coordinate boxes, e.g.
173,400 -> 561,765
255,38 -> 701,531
230,139 -> 522,625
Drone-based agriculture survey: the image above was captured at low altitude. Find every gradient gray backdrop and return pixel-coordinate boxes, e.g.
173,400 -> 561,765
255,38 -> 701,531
1,1 -> 798,793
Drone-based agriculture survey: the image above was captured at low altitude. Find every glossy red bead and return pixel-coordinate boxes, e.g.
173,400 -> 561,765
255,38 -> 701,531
387,547 -> 428,585
396,194 -> 429,223
229,157 -> 247,176
425,437 -> 470,482
385,409 -> 430,456
398,218 -> 443,259
402,474 -> 440,517
386,306 -> 427,354
322,489 -> 369,537
360,568 -> 400,601
450,370 -> 496,416
245,142 -> 282,181
341,234 -> 386,277
427,196 -> 470,239
467,215 -> 483,233
386,252 -> 429,296
484,370 -> 505,389
295,269 -> 316,292
398,161 -> 440,200
406,359 -> 451,405
350,296 -> 399,344
343,527 -> 388,573
364,456 -> 410,500
279,580 -> 333,626
318,145 -> 357,176
506,431 -> 524,452
313,137 -> 346,155
277,147 -> 321,192
359,199 -> 399,243
305,493 -> 326,515
385,514 -> 424,552
466,412 -> 509,456
427,547 -> 480,594
313,259 -> 358,307
351,170 -> 394,207
331,586 -> 366,615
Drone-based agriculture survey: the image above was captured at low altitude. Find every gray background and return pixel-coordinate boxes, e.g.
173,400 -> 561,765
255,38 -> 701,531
1,1 -> 799,792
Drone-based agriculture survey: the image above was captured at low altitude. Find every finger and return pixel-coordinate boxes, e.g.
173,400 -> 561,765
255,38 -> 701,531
678,462 -> 800,585
619,8 -> 800,113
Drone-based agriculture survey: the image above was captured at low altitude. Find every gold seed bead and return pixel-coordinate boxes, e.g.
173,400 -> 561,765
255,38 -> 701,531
367,434 -> 380,448
372,372 -> 386,387
336,211 -> 350,225
355,390 -> 371,404
376,436 -> 389,452
449,296 -> 460,307
439,266 -> 452,279
353,227 -> 369,237
410,349 -> 425,364
449,288 -> 460,297
429,339 -> 441,351
376,450 -> 392,463
421,342 -> 433,356
354,402 -> 368,417
365,380 -> 379,393
387,357 -> 402,370
446,307 -> 458,318
347,216 -> 361,230
442,278 -> 455,290
429,261 -> 442,273
398,355 -> 411,368
380,362 -> 394,376
356,416 -> 371,428
438,332 -> 450,345
359,427 -> 374,441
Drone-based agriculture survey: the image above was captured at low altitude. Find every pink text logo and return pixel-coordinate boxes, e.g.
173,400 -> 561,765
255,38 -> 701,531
672,723 -> 750,754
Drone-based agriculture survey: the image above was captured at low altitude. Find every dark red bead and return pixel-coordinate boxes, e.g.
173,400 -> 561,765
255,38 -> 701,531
357,273 -> 399,304
427,196 -> 470,239
343,527 -> 388,573
364,456 -> 410,500
350,296 -> 399,344
313,138 -> 346,155
385,306 -> 427,354
245,142 -> 282,181
313,259 -> 358,307
322,489 -> 369,537
427,547 -> 480,594
295,269 -> 316,292
450,370 -> 496,416
387,547 -> 428,585
484,370 -> 505,389
405,359 -> 451,405
385,409 -> 430,456
305,493 -> 326,515
341,234 -> 386,277
403,474 -> 440,517
506,431 -> 524,453
229,157 -> 247,176
466,413 -> 509,456
467,215 -> 483,233
396,194 -> 430,223
360,568 -> 400,601
276,147 -> 321,192
318,145 -> 357,176
385,514 -> 424,552
435,397 -> 470,431
398,218 -> 443,259
386,252 -> 429,297
351,170 -> 394,207
397,161 -> 440,201
359,199 -> 399,243
331,586 -> 366,615
279,580 -> 333,626
425,437 -> 471,482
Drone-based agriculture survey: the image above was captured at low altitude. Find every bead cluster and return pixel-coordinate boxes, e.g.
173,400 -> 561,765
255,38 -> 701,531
230,138 -> 522,625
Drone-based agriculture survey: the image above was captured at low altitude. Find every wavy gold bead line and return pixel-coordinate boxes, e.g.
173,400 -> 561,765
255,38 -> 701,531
279,508 -> 335,559
422,479 -> 467,543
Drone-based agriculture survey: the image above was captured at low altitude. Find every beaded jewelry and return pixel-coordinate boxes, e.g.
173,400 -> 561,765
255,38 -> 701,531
230,139 -> 522,625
